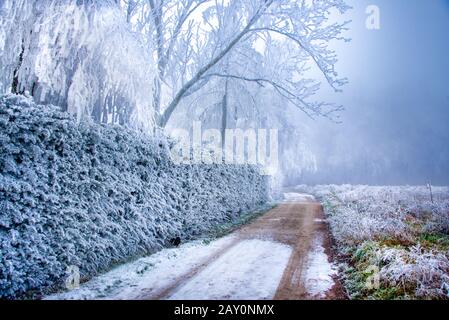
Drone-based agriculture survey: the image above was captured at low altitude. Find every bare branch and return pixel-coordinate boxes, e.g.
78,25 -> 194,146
248,26 -> 349,91
203,72 -> 343,121
159,0 -> 274,126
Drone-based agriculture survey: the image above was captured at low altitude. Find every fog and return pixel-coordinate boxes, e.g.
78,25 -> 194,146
290,0 -> 449,186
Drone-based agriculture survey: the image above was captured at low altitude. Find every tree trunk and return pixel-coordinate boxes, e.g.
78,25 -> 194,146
149,0 -> 164,115
11,44 -> 25,94
221,79 -> 229,150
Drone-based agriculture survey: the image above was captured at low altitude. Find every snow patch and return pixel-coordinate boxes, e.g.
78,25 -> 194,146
168,239 -> 292,300
283,193 -> 315,202
46,237 -> 292,300
303,235 -> 337,298
46,236 -> 236,300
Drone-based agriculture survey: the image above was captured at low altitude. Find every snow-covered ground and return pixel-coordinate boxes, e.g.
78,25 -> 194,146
46,236 -> 237,300
168,239 -> 292,300
303,233 -> 338,298
46,236 -> 292,300
283,193 -> 316,202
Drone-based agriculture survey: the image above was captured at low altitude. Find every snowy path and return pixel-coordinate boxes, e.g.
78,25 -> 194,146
46,193 -> 345,300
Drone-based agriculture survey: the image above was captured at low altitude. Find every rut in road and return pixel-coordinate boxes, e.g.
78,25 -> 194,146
142,194 -> 346,300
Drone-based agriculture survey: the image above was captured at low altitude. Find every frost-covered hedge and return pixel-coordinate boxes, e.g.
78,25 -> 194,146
0,94 -> 269,299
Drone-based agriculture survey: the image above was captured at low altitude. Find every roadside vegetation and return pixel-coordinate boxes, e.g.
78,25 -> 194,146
298,185 -> 449,300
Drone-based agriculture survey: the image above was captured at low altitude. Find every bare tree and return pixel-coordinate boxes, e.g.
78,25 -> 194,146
1,0 -> 350,132
0,0 -> 156,130
123,0 -> 350,127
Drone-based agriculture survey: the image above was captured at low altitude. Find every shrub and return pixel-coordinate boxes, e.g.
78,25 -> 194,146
0,94 -> 269,298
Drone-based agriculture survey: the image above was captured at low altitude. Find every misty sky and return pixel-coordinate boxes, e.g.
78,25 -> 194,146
299,0 -> 449,185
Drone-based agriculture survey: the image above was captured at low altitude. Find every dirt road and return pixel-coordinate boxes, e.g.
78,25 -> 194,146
47,193 -> 346,300
146,193 -> 346,300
